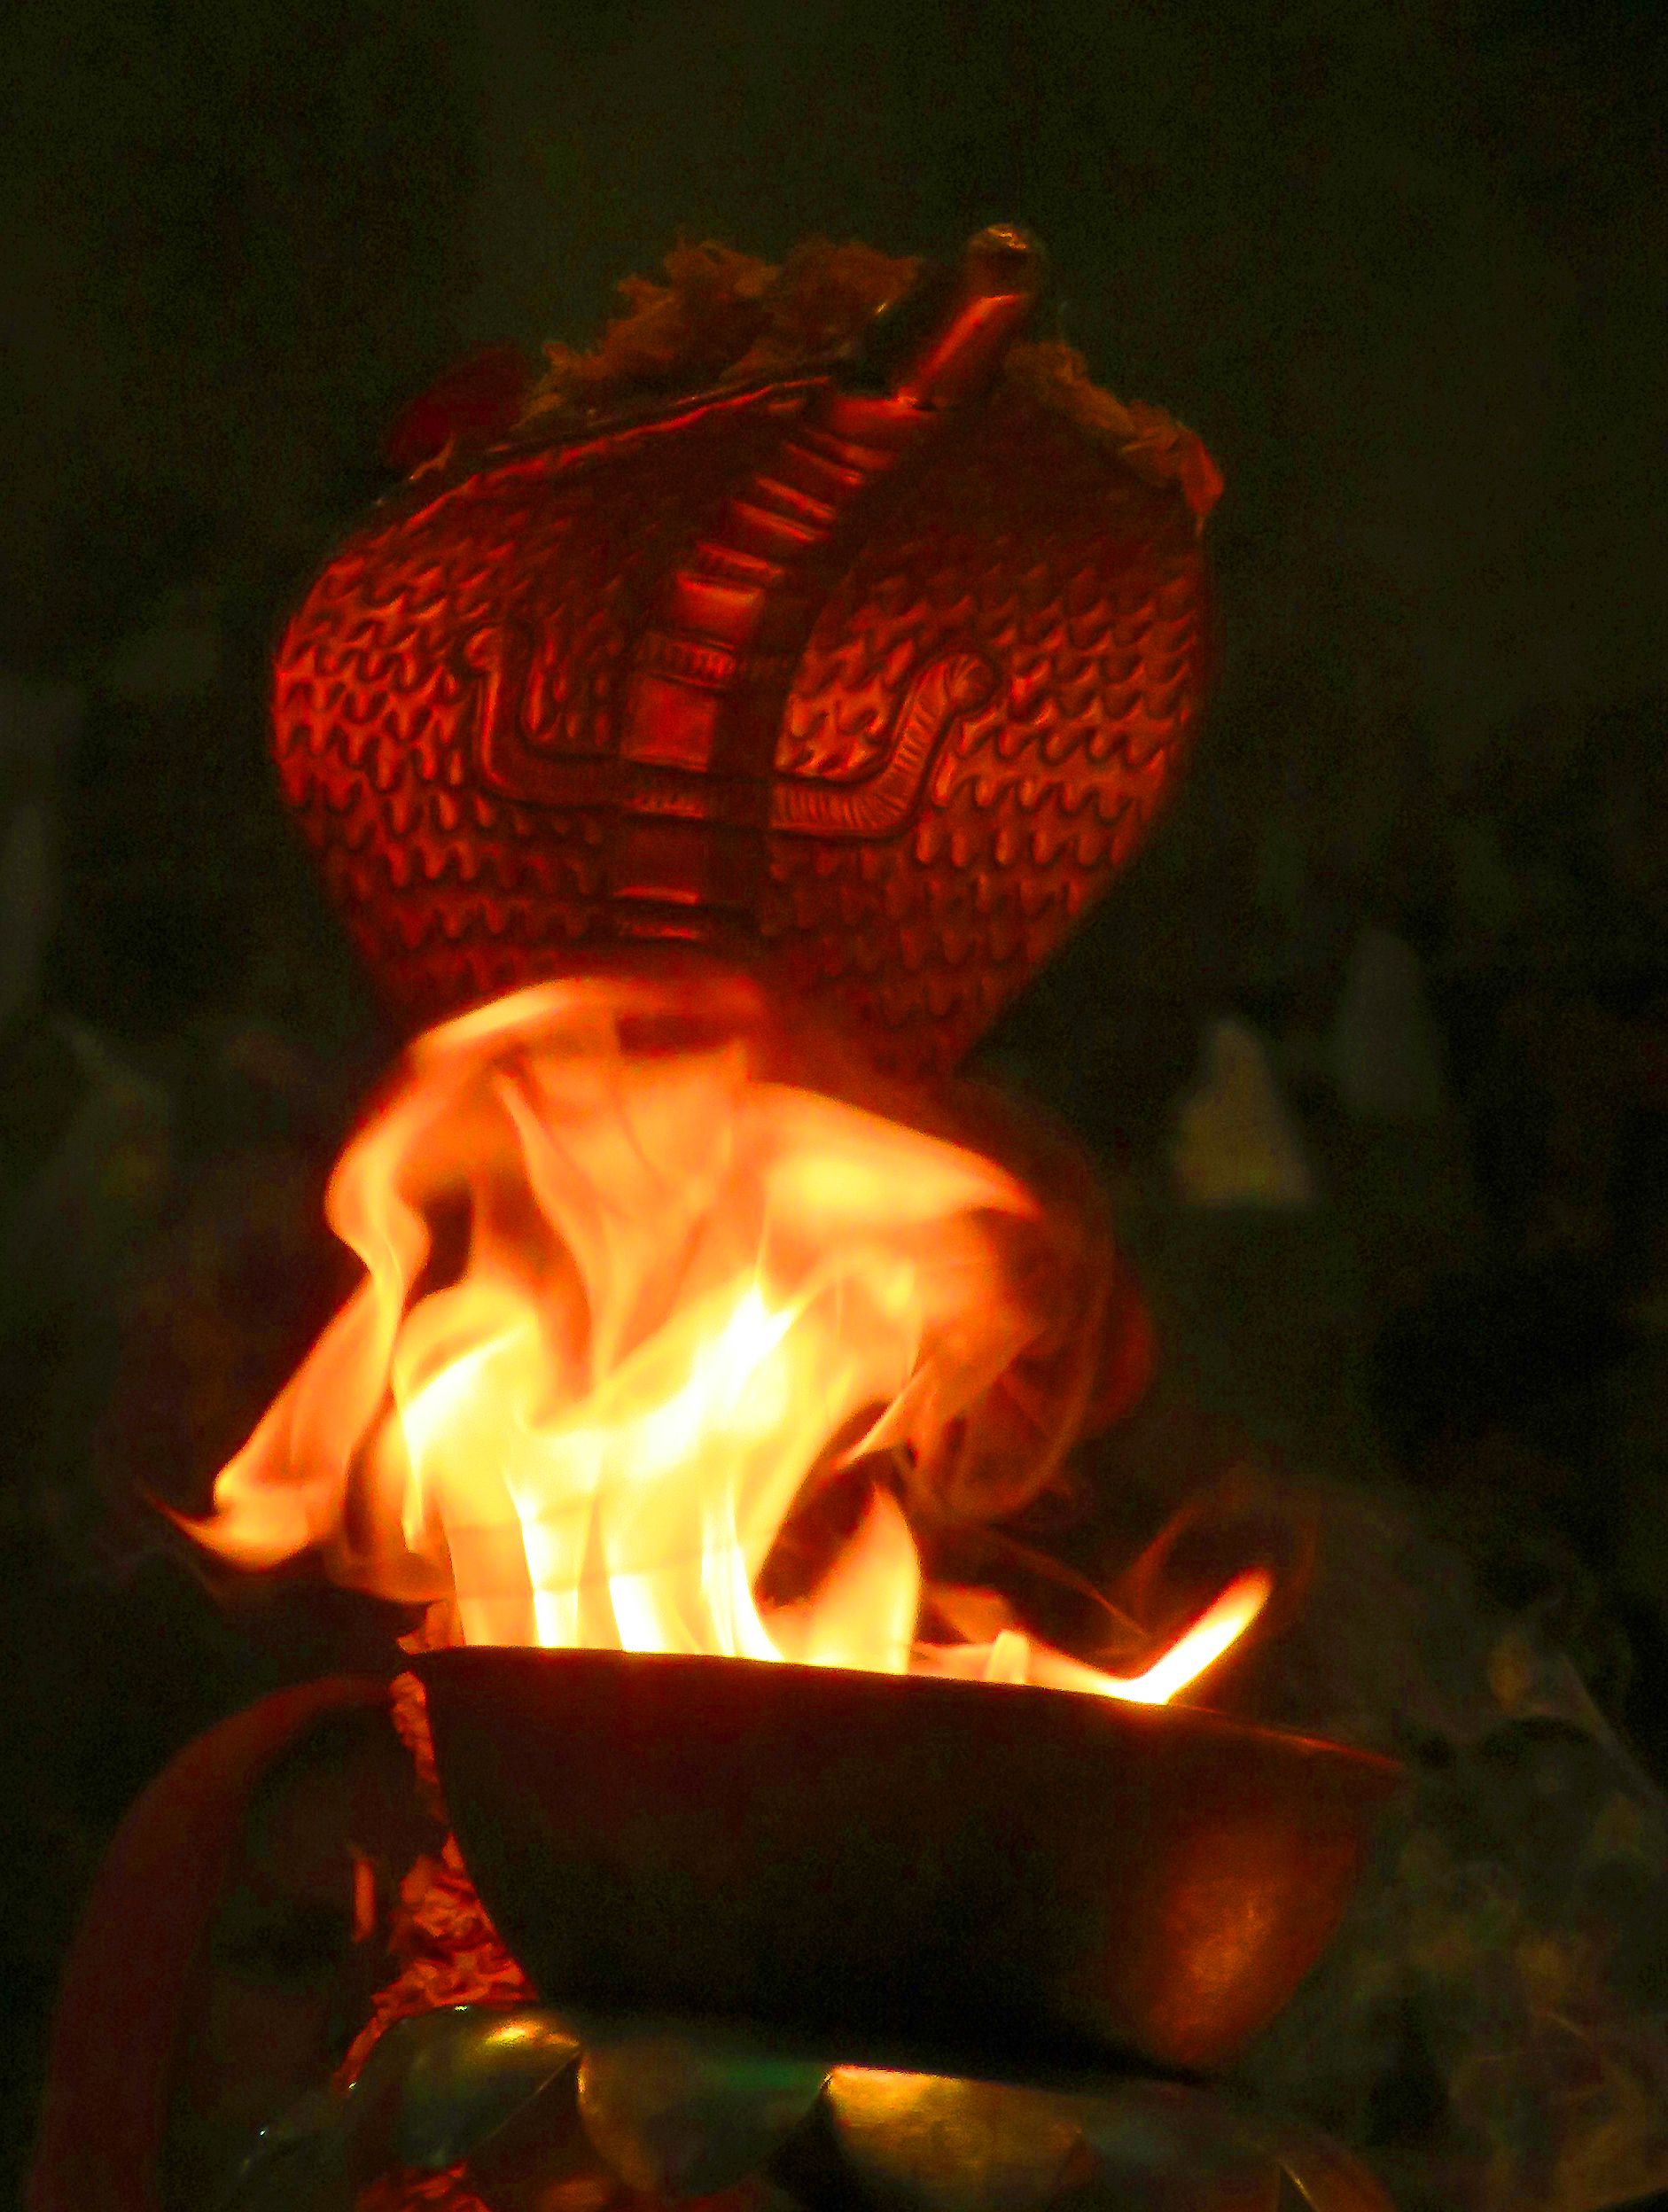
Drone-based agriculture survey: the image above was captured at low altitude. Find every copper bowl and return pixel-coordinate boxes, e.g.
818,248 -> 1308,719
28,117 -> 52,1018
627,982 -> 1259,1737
415,1647 -> 1399,2081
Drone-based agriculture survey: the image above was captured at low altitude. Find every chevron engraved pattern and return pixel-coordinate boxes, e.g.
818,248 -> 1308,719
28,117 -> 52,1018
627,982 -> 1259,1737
272,385 -> 807,1014
765,386 -> 1209,1070
272,377 -> 1210,1073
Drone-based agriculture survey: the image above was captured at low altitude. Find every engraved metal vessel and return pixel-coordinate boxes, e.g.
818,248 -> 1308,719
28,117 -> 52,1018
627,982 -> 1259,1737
272,227 -> 1215,1073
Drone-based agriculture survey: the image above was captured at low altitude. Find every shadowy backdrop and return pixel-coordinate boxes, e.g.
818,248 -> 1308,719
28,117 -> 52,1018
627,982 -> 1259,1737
4,3 -> 1666,2207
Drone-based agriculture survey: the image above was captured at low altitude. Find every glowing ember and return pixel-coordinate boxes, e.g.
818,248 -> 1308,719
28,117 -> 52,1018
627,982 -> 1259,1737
184,970 -> 1268,1703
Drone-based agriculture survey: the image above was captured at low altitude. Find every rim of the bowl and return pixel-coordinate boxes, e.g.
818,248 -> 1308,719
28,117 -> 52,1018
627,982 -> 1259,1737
413,1644 -> 1406,1789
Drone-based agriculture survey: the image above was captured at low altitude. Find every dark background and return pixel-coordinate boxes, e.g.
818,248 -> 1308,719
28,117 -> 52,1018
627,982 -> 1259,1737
3,3 -> 1666,2206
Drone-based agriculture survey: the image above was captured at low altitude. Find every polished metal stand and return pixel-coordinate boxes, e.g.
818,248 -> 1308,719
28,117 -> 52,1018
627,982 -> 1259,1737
227,2006 -> 1394,2209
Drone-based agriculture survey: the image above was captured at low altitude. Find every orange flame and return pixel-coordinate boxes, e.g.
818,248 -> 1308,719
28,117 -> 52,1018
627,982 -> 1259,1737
185,973 -> 1268,1703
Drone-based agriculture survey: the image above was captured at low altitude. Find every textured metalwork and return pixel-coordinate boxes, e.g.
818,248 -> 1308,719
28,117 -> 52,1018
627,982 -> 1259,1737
272,229 -> 1212,1073
222,2006 -> 1395,2209
412,1647 -> 1401,2083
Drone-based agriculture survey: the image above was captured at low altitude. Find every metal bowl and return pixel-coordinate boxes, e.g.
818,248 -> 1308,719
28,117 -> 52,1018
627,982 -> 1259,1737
415,1647 -> 1399,2081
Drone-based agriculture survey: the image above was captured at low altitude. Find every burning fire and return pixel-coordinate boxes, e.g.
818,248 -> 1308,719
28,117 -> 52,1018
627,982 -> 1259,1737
185,970 -> 1267,1703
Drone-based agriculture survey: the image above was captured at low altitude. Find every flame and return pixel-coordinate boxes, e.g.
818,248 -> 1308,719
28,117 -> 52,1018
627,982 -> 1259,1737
186,972 -> 1267,1704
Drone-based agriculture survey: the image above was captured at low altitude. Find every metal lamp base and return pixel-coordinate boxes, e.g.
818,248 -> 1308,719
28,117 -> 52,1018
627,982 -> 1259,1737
227,2005 -> 1393,2209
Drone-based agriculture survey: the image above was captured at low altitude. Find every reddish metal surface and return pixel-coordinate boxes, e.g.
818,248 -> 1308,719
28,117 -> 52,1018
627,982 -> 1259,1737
380,342 -> 535,475
274,230 -> 1213,1074
415,1647 -> 1401,2083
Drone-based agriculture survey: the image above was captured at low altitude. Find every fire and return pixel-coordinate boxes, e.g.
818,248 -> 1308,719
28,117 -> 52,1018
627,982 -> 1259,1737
185,970 -> 1268,1704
